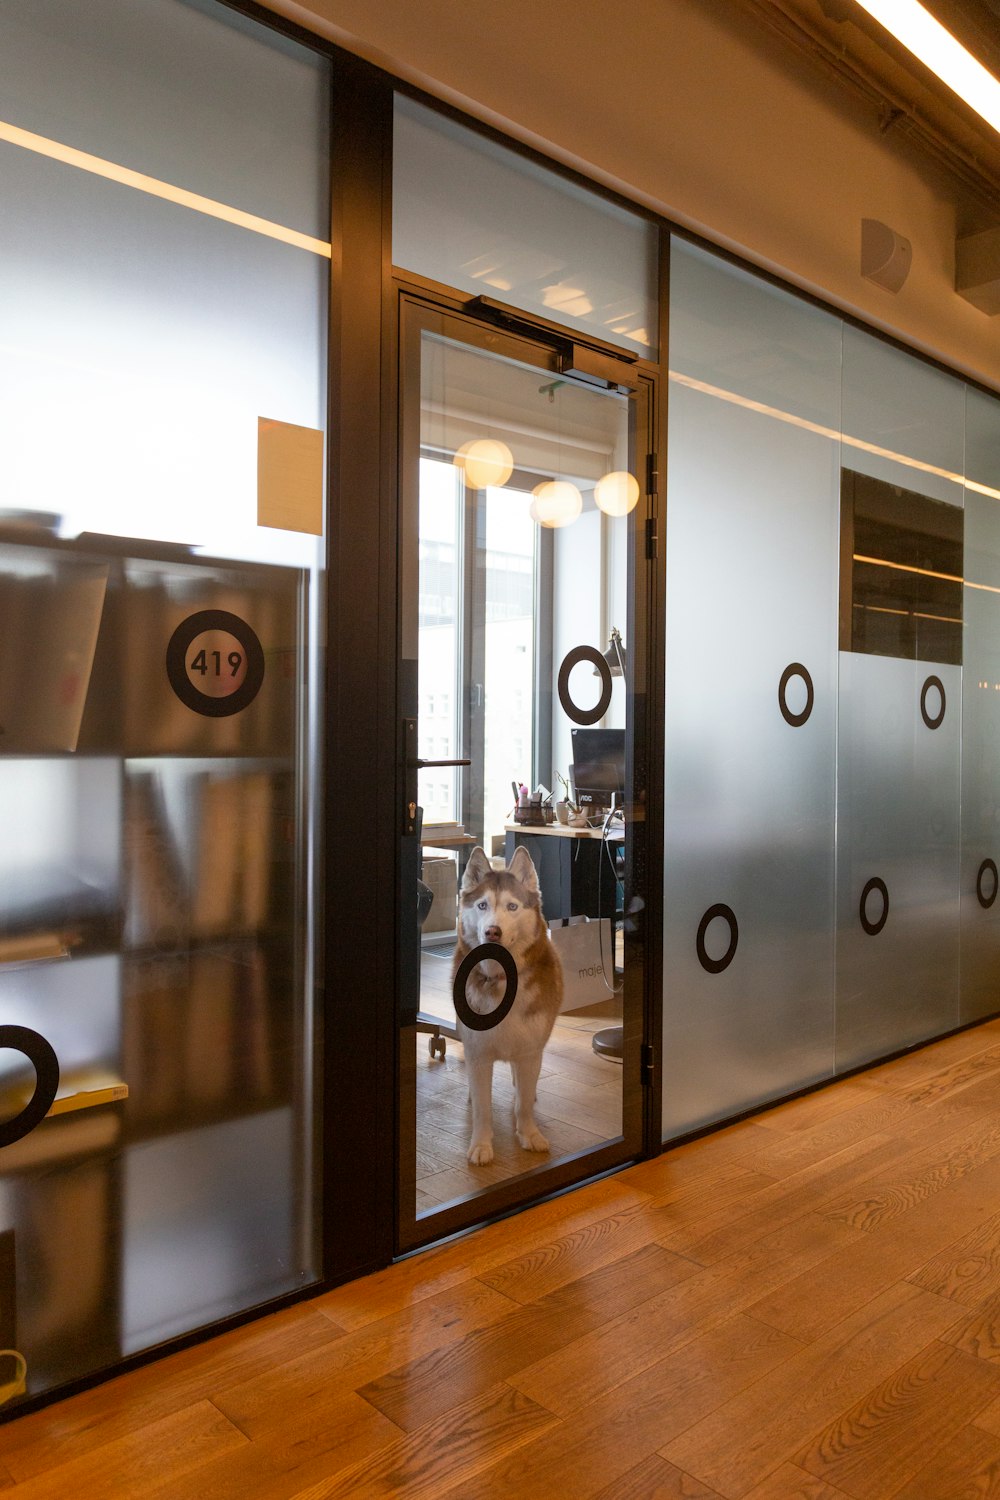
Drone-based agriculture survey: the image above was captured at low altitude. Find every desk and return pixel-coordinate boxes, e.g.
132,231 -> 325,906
504,823 -> 622,924
420,831 -> 478,851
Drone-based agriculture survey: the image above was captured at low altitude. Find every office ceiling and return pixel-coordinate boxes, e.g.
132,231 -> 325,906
747,0 -> 1000,205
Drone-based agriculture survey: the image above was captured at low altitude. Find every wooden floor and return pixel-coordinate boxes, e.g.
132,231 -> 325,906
8,1019 -> 1000,1496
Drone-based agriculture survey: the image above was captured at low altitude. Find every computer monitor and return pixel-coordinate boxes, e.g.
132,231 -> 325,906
570,727 -> 625,812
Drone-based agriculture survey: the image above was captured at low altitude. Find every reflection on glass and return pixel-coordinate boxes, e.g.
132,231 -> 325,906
418,458 -> 462,826
411,330 -> 631,1223
455,439 -> 514,490
393,95 -> 658,357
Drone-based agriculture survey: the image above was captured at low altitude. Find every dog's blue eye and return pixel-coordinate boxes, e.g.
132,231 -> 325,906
477,900 -> 488,910
507,902 -> 518,912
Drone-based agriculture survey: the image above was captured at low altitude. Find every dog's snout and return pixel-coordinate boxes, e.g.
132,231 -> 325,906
484,925 -> 502,943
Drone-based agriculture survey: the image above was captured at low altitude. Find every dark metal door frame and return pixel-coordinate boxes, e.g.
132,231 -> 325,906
393,287 -> 660,1253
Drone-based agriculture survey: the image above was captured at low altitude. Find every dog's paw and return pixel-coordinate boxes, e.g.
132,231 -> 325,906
467,1140 -> 494,1166
517,1127 -> 550,1153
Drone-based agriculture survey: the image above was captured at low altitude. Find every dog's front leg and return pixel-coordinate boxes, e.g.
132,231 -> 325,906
466,1055 -> 495,1165
512,1051 -> 549,1153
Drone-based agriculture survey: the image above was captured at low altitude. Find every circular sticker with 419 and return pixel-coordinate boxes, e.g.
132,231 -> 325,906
166,609 -> 265,717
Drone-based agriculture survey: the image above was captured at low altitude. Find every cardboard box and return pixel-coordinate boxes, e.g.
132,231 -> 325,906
421,854 -> 457,935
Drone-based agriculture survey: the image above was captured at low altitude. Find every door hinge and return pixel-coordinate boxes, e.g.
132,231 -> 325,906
646,452 -> 659,495
645,517 -> 658,560
640,1043 -> 655,1087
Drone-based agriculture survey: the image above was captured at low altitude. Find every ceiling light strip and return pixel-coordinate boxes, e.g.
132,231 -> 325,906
669,370 -> 1000,503
854,0 -> 1000,136
0,120 -> 332,259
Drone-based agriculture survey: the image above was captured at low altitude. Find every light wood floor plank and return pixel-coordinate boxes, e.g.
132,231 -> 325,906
315,1175 -> 650,1330
742,1463 -> 852,1498
736,1092 -> 925,1179
659,1283 -> 963,1497
681,1133 -> 911,1264
861,1024 -> 1000,1089
1,1401 -> 247,1500
792,1340 -> 1000,1497
820,1111 -> 1000,1232
505,1211 -> 855,1418
291,1382 -> 556,1500
750,1076 -> 888,1134
942,1290 -> 1000,1365
145,1391 -> 399,1500
747,1153 -> 1000,1342
211,1278 -> 518,1437
476,1204 -> 692,1305
461,1311 -> 801,1495
358,1241 -> 694,1433
908,1207 -> 1000,1307
891,1423 -> 1000,1499
0,1305 -> 342,1483
593,1454 -> 726,1498
626,1121 -> 783,1196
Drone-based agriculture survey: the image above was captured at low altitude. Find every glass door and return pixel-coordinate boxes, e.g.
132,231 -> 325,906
398,297 -> 651,1248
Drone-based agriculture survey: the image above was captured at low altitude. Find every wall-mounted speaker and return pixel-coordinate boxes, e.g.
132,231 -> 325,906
956,225 -> 1000,315
861,219 -> 912,293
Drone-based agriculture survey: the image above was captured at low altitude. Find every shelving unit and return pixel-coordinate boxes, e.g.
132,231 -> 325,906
0,524 -> 312,1400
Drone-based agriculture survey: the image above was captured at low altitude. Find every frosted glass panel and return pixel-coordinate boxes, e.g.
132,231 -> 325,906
0,0 -> 326,1407
662,240 -> 840,1139
835,655 -> 960,1067
842,326 -> 966,505
836,324 -> 964,1066
962,389 -> 1000,1022
0,142 -> 326,559
667,239 -> 842,427
0,0 -> 329,236
123,1110 -> 296,1351
967,385 -> 1000,493
393,95 -> 657,357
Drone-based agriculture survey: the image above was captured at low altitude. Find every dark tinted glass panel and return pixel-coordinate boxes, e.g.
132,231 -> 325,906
841,468 -> 963,665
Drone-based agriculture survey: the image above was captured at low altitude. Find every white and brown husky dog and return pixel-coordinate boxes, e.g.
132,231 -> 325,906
452,845 -> 563,1166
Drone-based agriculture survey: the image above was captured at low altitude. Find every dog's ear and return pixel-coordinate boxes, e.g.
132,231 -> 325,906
507,845 -> 540,895
461,846 -> 492,892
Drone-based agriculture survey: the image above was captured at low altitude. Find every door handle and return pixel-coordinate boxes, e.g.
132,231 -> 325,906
402,717 -> 471,835
408,757 -> 471,769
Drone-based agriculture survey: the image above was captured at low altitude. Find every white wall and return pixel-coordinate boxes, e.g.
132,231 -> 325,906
267,0 -> 1000,391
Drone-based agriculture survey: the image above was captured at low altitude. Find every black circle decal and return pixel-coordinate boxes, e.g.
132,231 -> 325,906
978,859 -> 998,910
778,663 -> 814,728
557,646 -> 613,726
860,877 -> 889,936
0,1027 -> 59,1148
166,610 -> 266,718
452,944 -> 519,1031
696,904 -> 739,974
920,675 -> 946,730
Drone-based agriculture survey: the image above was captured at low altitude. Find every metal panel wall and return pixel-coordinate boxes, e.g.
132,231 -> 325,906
835,655 -> 961,1069
961,390 -> 1000,1023
662,241 -> 841,1139
835,333 -> 965,1071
